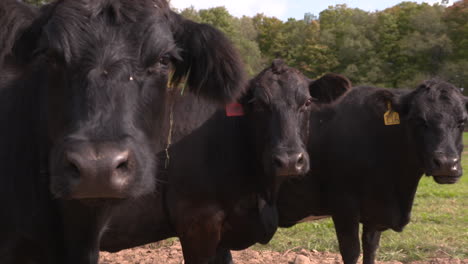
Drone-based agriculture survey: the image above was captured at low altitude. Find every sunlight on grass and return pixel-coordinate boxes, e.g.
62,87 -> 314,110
255,134 -> 468,262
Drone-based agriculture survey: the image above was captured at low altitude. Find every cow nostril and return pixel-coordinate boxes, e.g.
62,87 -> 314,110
433,158 -> 442,168
450,158 -> 460,170
65,152 -> 81,178
68,161 -> 79,172
112,151 -> 130,171
273,157 -> 285,169
67,162 -> 81,178
116,160 -> 128,171
297,153 -> 305,166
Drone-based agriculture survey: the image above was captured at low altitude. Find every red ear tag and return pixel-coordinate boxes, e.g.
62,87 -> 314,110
226,102 -> 245,117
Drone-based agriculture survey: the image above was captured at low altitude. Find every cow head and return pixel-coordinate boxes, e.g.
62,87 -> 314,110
240,60 -> 351,183
376,80 -> 466,184
14,0 -> 245,200
240,60 -> 312,180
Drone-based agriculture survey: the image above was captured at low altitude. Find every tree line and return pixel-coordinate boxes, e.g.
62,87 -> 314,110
25,0 -> 468,90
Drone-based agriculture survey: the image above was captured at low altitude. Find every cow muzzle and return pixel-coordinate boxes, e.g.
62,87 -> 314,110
53,142 -> 136,199
272,151 -> 309,177
430,154 -> 462,184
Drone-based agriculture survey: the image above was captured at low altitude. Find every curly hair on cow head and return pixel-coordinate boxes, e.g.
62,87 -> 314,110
415,79 -> 463,102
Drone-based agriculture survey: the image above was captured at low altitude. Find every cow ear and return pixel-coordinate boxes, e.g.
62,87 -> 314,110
169,12 -> 246,104
0,0 -> 39,65
368,88 -> 412,118
309,73 -> 352,104
368,89 -> 396,116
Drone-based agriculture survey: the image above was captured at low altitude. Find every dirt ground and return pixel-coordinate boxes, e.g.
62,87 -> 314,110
99,241 -> 467,264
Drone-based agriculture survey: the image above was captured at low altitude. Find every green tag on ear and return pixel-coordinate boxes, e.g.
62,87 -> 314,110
384,102 -> 400,126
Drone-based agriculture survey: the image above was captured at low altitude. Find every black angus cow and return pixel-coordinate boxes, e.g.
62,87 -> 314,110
0,0 -> 245,263
99,61 -> 352,264
277,80 -> 466,264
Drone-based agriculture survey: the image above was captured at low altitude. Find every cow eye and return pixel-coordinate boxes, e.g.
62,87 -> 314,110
457,120 -> 465,129
147,54 -> 172,74
46,56 -> 58,67
158,54 -> 171,67
254,100 -> 268,112
301,98 -> 315,112
44,50 -> 61,68
414,117 -> 428,128
304,98 -> 314,107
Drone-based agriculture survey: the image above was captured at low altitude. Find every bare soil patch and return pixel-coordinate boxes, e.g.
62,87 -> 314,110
99,241 -> 467,264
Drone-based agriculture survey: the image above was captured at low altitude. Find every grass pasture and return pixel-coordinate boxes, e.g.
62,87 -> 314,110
254,134 -> 468,262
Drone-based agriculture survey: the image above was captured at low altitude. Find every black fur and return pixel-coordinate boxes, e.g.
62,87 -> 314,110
169,12 -> 246,103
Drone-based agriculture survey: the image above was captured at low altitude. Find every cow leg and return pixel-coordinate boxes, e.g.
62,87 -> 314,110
179,223 -> 222,264
362,225 -> 381,264
207,247 -> 234,264
332,215 -> 360,264
179,231 -> 221,264
177,206 -> 225,264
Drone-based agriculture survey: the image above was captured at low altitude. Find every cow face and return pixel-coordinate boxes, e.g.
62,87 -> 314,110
16,0 -> 245,200
394,81 -> 467,184
241,60 -> 313,179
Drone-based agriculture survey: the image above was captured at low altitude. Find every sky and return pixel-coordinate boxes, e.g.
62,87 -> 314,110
170,0 -> 452,20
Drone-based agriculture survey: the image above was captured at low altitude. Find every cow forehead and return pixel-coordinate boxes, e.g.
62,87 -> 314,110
55,0 -> 169,16
254,68 -> 310,105
44,0 -> 175,65
72,0 -> 170,12
411,84 -> 467,120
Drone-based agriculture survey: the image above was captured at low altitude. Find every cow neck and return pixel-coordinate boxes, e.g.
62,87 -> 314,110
243,115 -> 278,204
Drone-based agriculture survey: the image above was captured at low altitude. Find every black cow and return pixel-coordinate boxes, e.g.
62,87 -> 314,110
0,0 -> 245,263
99,62 -> 352,264
277,80 -> 466,264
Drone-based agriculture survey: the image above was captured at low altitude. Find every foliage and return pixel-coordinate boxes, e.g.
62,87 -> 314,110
178,1 -> 467,90
23,0 -> 50,6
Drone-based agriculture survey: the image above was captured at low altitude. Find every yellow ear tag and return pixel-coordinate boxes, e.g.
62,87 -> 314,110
384,102 -> 400,126
167,70 -> 174,90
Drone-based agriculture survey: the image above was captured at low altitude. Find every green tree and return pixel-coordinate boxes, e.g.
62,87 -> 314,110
23,0 -> 50,6
319,5 -> 377,84
443,0 -> 468,62
199,7 -> 236,36
179,6 -> 201,23
252,14 -> 284,58
180,7 -> 264,76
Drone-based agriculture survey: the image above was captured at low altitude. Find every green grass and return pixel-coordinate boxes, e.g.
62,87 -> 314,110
254,134 -> 468,262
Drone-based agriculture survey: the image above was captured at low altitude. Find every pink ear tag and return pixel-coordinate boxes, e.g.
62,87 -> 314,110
225,102 -> 245,117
